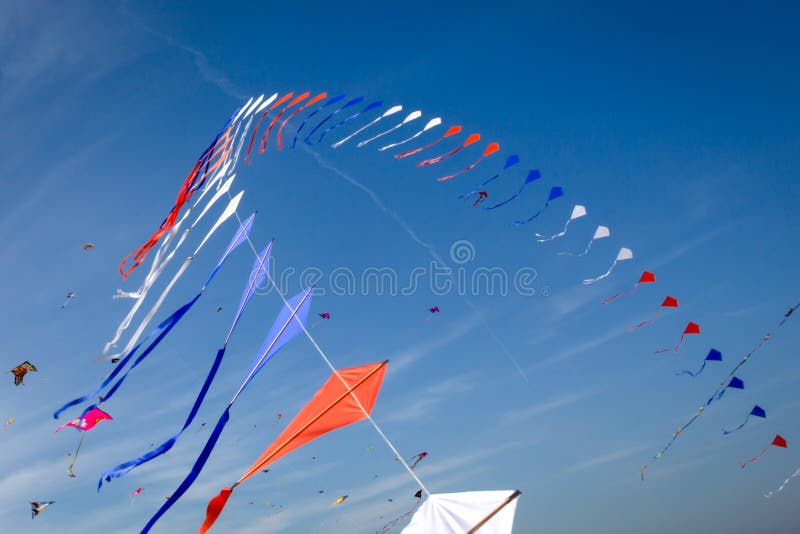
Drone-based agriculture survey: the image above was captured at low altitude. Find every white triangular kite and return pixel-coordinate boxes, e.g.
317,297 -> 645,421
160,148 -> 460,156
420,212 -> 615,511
402,490 -> 520,534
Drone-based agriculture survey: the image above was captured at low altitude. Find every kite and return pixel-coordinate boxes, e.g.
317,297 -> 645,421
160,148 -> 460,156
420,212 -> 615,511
558,225 -> 610,256
378,490 -> 425,534
582,247 -> 633,285
628,296 -> 678,330
436,142 -> 500,182
723,405 -> 766,434
403,490 -> 521,534
97,244 -> 290,490
332,105 -> 403,149
417,133 -> 480,167
10,361 -> 36,386
61,291 -> 77,308
305,96 -> 365,145
740,435 -> 787,468
471,191 -> 489,208
707,376 -> 744,405
193,361 -> 389,534
601,271 -> 655,304
535,205 -> 587,242
259,92 -> 311,152
4,417 -> 14,429
512,185 -> 563,224
31,501 -> 54,519
216,306 -> 223,312
312,312 -> 331,327
332,495 -> 349,506
484,170 -> 543,211
378,118 -> 442,152
273,413 -> 283,426
357,111 -> 423,148
292,94 -> 345,149
139,288 -> 314,533
425,307 -> 440,321
395,125 -> 461,159
409,451 -> 428,470
655,321 -> 700,354
317,100 -> 384,144
277,92 -> 327,150
56,407 -> 113,432
245,92 -> 290,162
458,155 -> 521,201
676,348 -> 722,377
765,468 -> 800,498
130,488 -> 144,505
82,243 -> 94,250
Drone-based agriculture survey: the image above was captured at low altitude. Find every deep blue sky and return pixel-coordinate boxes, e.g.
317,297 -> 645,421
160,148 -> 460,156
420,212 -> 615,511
1,1 -> 799,532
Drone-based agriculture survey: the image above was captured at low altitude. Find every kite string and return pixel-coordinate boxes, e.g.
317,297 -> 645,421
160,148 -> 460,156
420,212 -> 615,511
226,200 -> 431,497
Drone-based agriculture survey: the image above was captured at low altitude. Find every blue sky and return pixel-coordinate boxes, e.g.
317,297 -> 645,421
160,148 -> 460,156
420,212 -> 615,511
1,1 -> 799,532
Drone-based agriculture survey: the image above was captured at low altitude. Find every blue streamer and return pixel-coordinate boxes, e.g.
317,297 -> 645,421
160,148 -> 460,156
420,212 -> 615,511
304,97 -> 364,145
317,100 -> 382,143
458,155 -> 520,199
292,94 -> 345,149
723,405 -> 766,434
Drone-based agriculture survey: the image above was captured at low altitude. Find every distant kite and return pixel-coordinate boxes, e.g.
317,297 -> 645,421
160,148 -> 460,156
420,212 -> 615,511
31,501 -> 54,519
655,321 -> 700,354
629,296 -> 678,330
331,105 -> 402,148
676,348 -> 722,377
536,205 -> 587,242
740,435 -> 787,468
4,417 -> 14,429
130,488 -> 144,505
512,184 -> 563,224
558,225 -> 610,257
458,155 -> 520,200
484,170 -> 543,211
332,495 -> 348,506
82,243 -> 94,250
10,361 -> 37,386
436,142 -> 500,182
582,247 -> 633,285
471,191 -> 489,208
602,271 -> 655,304
409,451 -> 428,470
61,291 -> 77,308
723,405 -> 766,435
395,125 -> 462,159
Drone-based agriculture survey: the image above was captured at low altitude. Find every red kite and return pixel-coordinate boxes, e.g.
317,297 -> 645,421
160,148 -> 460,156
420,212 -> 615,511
656,322 -> 700,353
629,296 -> 678,331
740,435 -> 788,468
602,271 -> 655,304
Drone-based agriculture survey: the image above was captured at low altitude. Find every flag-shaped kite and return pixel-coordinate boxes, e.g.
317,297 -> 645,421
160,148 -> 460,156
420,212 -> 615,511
512,185 -> 563,224
458,155 -> 520,200
535,205 -> 587,242
740,435 -> 787,468
559,225 -> 610,257
602,270 -> 655,304
655,321 -> 700,353
676,348 -> 722,377
582,247 -> 633,285
196,361 -> 389,533
629,296 -> 678,330
484,170 -> 543,211
723,405 -> 766,434
707,376 -> 744,405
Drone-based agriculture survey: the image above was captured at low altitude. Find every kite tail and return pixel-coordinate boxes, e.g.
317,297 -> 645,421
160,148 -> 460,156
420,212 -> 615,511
536,219 -> 573,243
141,408 -> 231,533
740,445 -> 770,469
357,124 -> 402,148
395,136 -> 442,159
582,260 -> 618,285
513,208 -> 545,226
722,415 -> 750,435
628,309 -> 661,331
436,155 -> 485,182
676,361 -> 706,377
417,145 -> 464,167
332,116 -> 382,149
602,286 -> 638,305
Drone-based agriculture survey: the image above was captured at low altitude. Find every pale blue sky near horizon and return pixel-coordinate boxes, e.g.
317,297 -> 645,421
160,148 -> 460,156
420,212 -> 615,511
1,1 -> 799,533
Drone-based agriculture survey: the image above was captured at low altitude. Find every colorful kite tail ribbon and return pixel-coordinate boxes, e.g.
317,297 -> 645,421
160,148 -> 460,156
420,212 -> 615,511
740,445 -> 770,469
395,125 -> 461,159
277,92 -> 327,150
260,92 -> 309,152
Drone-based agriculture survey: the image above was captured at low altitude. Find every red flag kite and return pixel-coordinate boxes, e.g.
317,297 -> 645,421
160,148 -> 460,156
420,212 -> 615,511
602,271 -> 656,305
629,295 -> 678,331
199,361 -> 389,533
655,322 -> 700,354
740,435 -> 788,468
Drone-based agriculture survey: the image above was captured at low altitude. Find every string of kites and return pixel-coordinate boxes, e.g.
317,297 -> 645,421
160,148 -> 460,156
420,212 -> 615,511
20,88 -> 795,530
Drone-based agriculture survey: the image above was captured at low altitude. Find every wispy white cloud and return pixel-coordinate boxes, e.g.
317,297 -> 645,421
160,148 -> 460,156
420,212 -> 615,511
501,390 -> 597,425
562,445 -> 650,475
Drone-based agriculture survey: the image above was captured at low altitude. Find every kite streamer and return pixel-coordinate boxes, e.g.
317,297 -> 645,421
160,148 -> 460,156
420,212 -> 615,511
98,242 -> 274,490
764,468 -> 800,498
409,451 -> 429,470
417,132 -> 480,166
259,92 -> 310,152
292,94 -> 345,149
535,204 -> 586,242
357,111 -> 422,148
304,96 -> 365,145
602,270 -> 655,304
395,125 -> 462,159
277,92 -> 327,150
54,216 -> 254,420
628,296 -> 678,330
676,348 -> 722,377
722,405 -> 765,434
331,105 -> 403,149
436,142 -> 499,182
740,435 -> 787,468
511,184 -> 563,223
378,491 -> 424,534
582,247 -> 633,285
317,100 -> 384,143
196,361 -> 388,533
378,117 -> 441,152
558,225 -> 610,256
245,93 -> 289,162
140,288 -> 313,533
458,155 -> 520,200
655,321 -> 700,354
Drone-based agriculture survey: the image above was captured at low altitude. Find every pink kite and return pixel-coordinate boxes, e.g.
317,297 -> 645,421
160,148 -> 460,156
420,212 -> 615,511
602,271 -> 656,305
629,296 -> 678,331
655,322 -> 700,354
55,407 -> 113,432
740,435 -> 788,468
